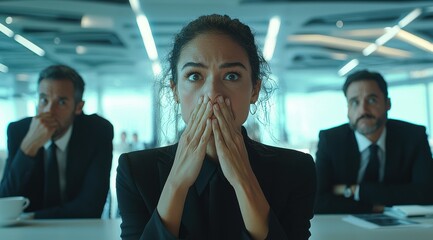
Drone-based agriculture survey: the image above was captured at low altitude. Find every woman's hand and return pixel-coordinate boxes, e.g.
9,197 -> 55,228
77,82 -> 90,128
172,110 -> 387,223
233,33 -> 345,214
157,96 -> 213,237
211,96 -> 251,186
168,96 -> 213,188
212,96 -> 270,240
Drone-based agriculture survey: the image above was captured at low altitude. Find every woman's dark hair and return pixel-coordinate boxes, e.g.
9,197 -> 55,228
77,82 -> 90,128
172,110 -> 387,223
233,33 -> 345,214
38,64 -> 85,103
168,14 -> 267,87
343,69 -> 388,99
158,14 -> 274,141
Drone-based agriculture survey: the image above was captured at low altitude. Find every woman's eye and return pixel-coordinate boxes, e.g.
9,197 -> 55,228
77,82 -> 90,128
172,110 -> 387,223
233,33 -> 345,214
187,73 -> 201,81
225,72 -> 239,81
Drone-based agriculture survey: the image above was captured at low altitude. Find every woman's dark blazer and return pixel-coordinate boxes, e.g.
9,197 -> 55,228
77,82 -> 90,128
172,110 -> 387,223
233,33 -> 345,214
117,128 -> 316,240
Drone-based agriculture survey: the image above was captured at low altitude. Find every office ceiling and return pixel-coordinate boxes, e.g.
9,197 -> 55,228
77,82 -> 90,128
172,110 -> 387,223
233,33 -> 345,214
0,0 -> 433,98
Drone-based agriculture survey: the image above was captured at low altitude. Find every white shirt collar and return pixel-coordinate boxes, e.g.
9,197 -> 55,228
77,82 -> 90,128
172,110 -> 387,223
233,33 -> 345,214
354,127 -> 386,152
44,125 -> 73,152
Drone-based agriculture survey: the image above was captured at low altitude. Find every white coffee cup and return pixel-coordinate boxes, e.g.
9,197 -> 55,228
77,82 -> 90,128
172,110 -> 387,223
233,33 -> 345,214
0,196 -> 30,220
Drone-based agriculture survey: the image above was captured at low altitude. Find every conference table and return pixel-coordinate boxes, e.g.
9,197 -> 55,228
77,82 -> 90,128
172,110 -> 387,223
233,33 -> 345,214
0,219 -> 122,240
310,214 -> 433,240
1,215 -> 433,239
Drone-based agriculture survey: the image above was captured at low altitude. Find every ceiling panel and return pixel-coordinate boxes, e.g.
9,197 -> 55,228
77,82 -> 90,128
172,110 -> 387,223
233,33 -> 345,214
0,0 -> 432,96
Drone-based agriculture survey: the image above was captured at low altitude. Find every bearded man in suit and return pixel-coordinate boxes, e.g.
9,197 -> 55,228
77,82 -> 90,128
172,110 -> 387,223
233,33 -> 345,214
0,65 -> 113,218
315,69 -> 433,214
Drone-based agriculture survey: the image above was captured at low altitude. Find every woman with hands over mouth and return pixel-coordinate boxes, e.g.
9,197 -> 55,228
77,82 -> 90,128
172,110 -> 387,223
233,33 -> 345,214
116,14 -> 316,240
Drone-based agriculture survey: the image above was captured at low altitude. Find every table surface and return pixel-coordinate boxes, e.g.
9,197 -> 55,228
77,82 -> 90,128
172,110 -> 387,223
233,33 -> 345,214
1,215 -> 433,240
0,219 -> 122,240
310,214 -> 433,240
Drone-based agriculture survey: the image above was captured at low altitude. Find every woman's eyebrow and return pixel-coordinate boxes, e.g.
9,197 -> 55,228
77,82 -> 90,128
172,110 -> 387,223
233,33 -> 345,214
220,62 -> 246,70
181,62 -> 207,70
181,61 -> 247,70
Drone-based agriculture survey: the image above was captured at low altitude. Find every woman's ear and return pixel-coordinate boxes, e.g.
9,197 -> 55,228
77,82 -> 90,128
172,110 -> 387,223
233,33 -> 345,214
250,79 -> 262,103
170,80 -> 179,103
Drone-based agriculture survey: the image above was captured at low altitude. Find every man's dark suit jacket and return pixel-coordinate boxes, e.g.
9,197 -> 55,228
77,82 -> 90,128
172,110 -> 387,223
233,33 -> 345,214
315,119 -> 433,214
0,113 -> 113,218
116,128 -> 316,240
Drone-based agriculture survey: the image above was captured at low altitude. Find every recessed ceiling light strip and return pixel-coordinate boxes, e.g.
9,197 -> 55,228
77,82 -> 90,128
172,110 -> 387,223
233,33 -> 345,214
0,23 -> 14,37
263,16 -> 281,61
396,30 -> 433,53
338,59 -> 359,77
0,23 -> 12,73
1,21 -> 45,59
13,34 -> 45,57
136,14 -> 158,61
129,0 -> 160,76
398,8 -> 422,28
341,7 -> 423,76
0,63 -> 9,73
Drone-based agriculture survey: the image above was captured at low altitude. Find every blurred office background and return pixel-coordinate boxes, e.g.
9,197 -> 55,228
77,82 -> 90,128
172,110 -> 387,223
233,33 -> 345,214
1,0 -> 433,216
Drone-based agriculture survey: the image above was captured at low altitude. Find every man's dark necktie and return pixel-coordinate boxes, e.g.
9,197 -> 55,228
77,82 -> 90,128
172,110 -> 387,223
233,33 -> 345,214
363,144 -> 380,183
44,141 -> 61,208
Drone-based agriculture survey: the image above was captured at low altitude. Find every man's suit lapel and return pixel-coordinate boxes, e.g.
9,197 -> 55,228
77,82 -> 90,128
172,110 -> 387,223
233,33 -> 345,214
34,148 -> 46,208
64,116 -> 86,199
384,122 -> 400,181
345,129 -> 361,182
65,127 -> 77,200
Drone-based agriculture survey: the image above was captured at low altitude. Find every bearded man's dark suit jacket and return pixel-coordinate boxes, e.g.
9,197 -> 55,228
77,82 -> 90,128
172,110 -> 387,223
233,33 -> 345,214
116,128 -> 317,240
315,119 -> 433,214
0,113 -> 113,218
